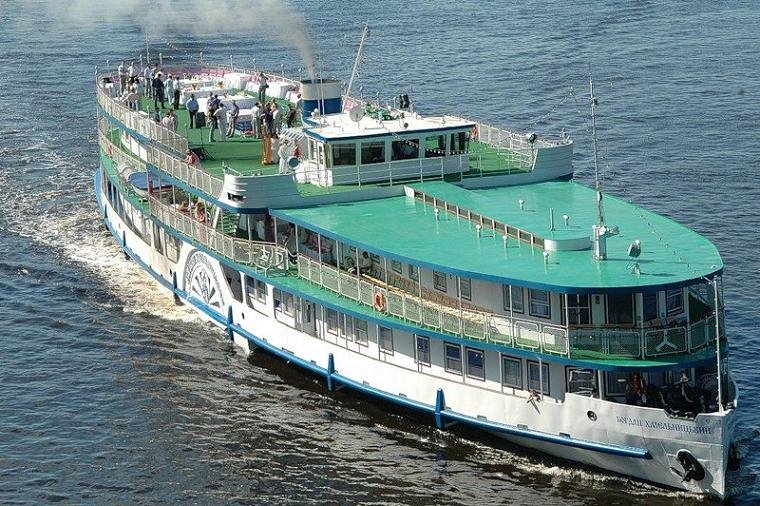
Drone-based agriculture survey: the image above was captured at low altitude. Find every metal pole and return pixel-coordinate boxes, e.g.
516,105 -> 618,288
589,78 -> 604,226
713,277 -> 724,413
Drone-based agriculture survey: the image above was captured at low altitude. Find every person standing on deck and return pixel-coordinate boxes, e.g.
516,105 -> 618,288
186,94 -> 199,128
227,100 -> 239,137
214,103 -> 228,142
153,72 -> 166,109
142,64 -> 151,96
277,139 -> 291,174
295,93 -> 303,115
165,75 -> 175,109
272,104 -> 282,134
263,104 -> 274,137
128,61 -> 137,82
285,104 -> 297,129
271,134 -> 281,165
261,131 -> 272,165
258,72 -> 268,102
208,101 -> 218,142
118,60 -> 128,92
172,76 -> 180,109
251,102 -> 262,138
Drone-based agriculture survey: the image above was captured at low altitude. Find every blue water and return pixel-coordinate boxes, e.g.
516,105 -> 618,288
1,1 -> 759,503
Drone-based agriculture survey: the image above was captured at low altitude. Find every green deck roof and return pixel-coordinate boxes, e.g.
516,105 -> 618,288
271,181 -> 722,293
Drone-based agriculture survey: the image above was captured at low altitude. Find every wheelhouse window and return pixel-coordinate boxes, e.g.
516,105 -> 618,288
607,294 -> 634,325
331,143 -> 356,166
466,347 -> 485,380
503,285 -> 524,313
501,356 -> 522,389
361,141 -> 386,164
379,326 -> 394,353
326,308 -> 339,334
449,131 -> 470,154
391,139 -> 419,160
566,367 -> 597,396
666,289 -> 683,315
642,292 -> 658,321
529,289 -> 551,319
415,335 -> 430,366
391,259 -> 403,274
566,294 -> 591,325
458,278 -> 472,301
527,361 -> 550,395
408,264 -> 419,281
444,342 -> 462,374
424,134 -> 445,158
433,271 -> 447,292
355,318 -> 369,345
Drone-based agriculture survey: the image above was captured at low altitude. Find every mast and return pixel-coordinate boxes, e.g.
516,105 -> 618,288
344,21 -> 370,110
589,78 -> 604,226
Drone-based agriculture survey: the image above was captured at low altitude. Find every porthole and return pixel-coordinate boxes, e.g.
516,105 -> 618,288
587,410 -> 597,421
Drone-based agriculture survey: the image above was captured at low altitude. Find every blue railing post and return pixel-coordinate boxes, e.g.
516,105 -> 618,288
434,388 -> 445,429
326,353 -> 335,391
226,306 -> 234,341
172,272 -> 180,304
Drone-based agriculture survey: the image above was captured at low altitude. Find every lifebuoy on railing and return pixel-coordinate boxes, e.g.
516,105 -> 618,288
194,202 -> 206,223
373,291 -> 386,312
471,126 -> 479,140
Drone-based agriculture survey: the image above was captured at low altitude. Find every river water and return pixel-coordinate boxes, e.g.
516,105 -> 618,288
1,1 -> 759,504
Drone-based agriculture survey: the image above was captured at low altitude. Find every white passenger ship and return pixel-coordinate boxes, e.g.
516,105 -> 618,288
94,54 -> 741,498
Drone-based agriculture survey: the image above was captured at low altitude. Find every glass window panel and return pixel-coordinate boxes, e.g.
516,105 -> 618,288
459,278 -> 472,301
511,286 -> 524,313
528,361 -> 550,395
444,343 -> 462,374
415,335 -> 430,365
361,141 -> 386,164
666,289 -> 683,315
379,326 -> 393,352
607,294 -> 634,325
501,356 -> 522,389
433,271 -> 447,292
331,143 -> 356,166
466,348 -> 485,380
355,318 -> 368,345
391,139 -> 419,160
326,308 -> 338,334
424,135 -> 445,158
529,289 -> 551,318
642,292 -> 658,321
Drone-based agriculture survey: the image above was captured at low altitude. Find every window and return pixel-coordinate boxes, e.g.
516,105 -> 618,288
379,326 -> 394,352
408,264 -> 419,282
283,292 -> 294,316
466,347 -> 485,380
355,318 -> 368,345
361,141 -> 385,164
458,278 -> 472,301
246,276 -> 267,306
449,131 -> 470,154
424,134 -> 445,158
607,294 -> 634,325
528,361 -> 550,395
566,368 -> 597,395
326,308 -> 339,334
331,143 -> 356,166
566,294 -> 591,325
433,271 -> 447,292
642,292 -> 658,321
273,288 -> 283,312
415,335 -> 430,366
501,356 -> 522,389
444,343 -> 462,374
666,289 -> 683,315
255,279 -> 267,303
391,259 -> 402,274
391,139 -> 419,160
529,289 -> 551,319
605,371 -> 629,397
503,285 -> 524,313
340,313 -> 354,339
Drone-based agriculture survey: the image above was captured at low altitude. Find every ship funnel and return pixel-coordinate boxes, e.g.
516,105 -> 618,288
300,78 -> 342,118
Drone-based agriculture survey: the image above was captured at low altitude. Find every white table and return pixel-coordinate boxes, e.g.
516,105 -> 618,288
197,94 -> 255,113
223,72 -> 252,89
180,86 -> 233,105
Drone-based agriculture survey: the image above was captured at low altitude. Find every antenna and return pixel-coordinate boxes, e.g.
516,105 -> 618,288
344,21 -> 370,110
589,77 -> 604,226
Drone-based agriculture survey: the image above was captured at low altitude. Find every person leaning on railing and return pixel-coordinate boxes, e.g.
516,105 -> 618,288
185,149 -> 200,166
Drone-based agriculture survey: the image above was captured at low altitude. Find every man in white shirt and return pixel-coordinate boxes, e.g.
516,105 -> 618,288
214,104 -> 228,142
251,101 -> 261,138
165,75 -> 175,106
272,105 -> 282,134
117,61 -> 128,92
128,61 -> 136,80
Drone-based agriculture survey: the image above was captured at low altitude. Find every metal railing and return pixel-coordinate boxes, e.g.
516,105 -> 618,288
296,255 -> 569,355
148,195 -> 289,273
146,144 -> 224,197
97,84 -> 188,155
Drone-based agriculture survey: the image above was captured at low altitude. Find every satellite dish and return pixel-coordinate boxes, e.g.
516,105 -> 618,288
349,105 -> 365,123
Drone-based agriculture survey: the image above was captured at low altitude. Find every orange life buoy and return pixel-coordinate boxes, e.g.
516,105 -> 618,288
373,291 -> 386,312
194,202 -> 206,223
471,126 -> 479,140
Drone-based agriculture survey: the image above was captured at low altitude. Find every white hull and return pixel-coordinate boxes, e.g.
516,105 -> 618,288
96,167 -> 735,498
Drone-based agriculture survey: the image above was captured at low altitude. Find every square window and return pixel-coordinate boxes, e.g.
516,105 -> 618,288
444,343 -> 462,374
459,278 -> 472,301
501,356 -> 522,389
415,335 -> 430,366
566,367 -> 597,395
466,347 -> 485,380
566,294 -> 590,325
433,271 -> 447,292
355,319 -> 368,345
326,308 -> 338,334
642,292 -> 658,321
607,294 -> 634,325
392,139 -> 419,160
529,289 -> 551,319
361,141 -> 386,164
379,326 -> 393,353
527,361 -> 550,395
256,279 -> 267,303
424,134 -> 445,158
503,285 -> 524,313
331,143 -> 356,166
391,260 -> 402,274
666,289 -> 683,315
409,264 -> 419,282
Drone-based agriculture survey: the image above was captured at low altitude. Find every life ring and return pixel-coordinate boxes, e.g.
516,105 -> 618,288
471,126 -> 479,140
373,291 -> 386,312
194,202 -> 206,223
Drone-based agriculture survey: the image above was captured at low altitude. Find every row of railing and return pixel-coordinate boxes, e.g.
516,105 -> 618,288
296,255 -> 570,355
147,195 -> 289,273
96,84 -> 188,155
447,114 -> 569,150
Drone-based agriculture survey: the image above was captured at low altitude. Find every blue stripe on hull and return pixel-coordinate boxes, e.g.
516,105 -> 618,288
95,167 -> 651,462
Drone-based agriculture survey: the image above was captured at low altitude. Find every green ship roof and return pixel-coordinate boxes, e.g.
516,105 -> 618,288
271,181 -> 722,293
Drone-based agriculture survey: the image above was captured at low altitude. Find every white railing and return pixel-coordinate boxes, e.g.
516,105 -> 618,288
145,145 -> 224,198
98,129 -> 146,172
148,196 -> 289,273
97,84 -> 188,155
296,255 -> 569,355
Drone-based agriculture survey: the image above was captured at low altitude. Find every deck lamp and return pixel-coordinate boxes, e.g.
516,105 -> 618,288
518,199 -> 525,211
562,214 -> 570,227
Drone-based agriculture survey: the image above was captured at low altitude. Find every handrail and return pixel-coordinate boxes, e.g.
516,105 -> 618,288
147,195 -> 289,272
295,254 -> 569,356
446,113 -> 570,149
